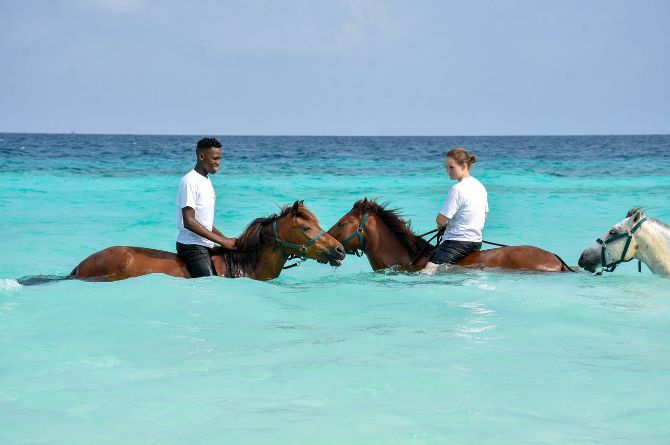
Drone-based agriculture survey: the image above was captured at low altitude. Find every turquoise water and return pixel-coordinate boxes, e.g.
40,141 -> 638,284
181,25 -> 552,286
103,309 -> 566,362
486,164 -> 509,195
1,134 -> 670,444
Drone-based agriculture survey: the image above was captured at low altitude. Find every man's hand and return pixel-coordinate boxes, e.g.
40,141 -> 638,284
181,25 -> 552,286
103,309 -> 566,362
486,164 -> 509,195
436,213 -> 449,229
220,237 -> 238,250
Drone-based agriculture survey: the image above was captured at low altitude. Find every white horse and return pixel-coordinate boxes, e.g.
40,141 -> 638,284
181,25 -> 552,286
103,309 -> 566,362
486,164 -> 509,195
579,208 -> 670,275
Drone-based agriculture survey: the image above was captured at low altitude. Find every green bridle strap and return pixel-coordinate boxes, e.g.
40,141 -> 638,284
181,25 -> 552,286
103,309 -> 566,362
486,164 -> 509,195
341,211 -> 369,257
596,217 -> 647,273
272,219 -> 326,261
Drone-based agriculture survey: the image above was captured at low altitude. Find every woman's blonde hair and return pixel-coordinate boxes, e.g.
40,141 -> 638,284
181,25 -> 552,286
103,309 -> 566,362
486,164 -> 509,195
446,147 -> 477,167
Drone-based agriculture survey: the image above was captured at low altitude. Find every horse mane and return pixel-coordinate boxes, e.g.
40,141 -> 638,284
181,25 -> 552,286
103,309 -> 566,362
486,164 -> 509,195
353,199 -> 433,257
627,207 -> 670,232
215,204 -> 317,278
651,218 -> 670,232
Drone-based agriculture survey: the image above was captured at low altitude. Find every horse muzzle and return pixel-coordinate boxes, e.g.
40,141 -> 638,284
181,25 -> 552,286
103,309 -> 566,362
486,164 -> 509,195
323,246 -> 345,267
578,249 -> 599,273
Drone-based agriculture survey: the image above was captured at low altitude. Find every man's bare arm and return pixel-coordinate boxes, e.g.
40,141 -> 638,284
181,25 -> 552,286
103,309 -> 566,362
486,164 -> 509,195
182,207 -> 237,249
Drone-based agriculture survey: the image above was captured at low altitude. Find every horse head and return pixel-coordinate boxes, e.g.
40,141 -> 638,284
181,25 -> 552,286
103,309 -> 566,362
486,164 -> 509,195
274,200 -> 346,266
327,198 -> 374,255
327,198 -> 431,270
578,208 -> 647,273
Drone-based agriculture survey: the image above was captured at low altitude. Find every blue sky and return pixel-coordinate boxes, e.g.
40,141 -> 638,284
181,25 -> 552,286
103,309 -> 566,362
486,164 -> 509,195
1,0 -> 668,135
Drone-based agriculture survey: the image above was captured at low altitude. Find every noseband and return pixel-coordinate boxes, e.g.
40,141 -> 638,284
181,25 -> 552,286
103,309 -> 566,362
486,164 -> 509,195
595,217 -> 646,273
271,219 -> 326,262
340,211 -> 369,257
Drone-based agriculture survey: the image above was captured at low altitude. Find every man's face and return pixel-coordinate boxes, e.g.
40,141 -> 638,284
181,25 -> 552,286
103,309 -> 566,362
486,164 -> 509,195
199,147 -> 222,174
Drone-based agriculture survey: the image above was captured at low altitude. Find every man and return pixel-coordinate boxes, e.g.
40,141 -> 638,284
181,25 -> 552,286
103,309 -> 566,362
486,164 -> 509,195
176,137 -> 237,277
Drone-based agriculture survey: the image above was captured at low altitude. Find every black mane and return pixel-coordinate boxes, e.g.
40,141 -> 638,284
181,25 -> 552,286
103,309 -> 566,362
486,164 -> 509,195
353,199 -> 434,258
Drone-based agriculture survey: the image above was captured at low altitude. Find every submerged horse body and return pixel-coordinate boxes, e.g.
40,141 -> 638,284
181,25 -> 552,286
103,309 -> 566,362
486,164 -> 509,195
327,198 -> 571,273
70,201 -> 345,282
578,208 -> 670,275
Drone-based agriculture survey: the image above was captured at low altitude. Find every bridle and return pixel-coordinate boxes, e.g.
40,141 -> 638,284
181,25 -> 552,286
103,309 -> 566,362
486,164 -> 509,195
595,217 -> 646,273
340,211 -> 369,257
271,218 -> 326,266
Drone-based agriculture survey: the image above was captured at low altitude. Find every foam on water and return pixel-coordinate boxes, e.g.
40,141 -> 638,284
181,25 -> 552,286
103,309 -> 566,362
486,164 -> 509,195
0,278 -> 22,292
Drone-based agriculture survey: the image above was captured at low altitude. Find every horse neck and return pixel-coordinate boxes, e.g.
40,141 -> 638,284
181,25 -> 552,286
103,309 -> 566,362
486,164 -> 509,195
213,226 -> 289,280
250,245 -> 288,280
635,220 -> 670,274
365,214 -> 428,270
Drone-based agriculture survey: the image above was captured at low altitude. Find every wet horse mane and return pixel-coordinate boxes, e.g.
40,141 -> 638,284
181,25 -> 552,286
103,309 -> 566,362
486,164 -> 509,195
353,199 -> 434,258
214,204 -> 317,278
627,207 -> 670,232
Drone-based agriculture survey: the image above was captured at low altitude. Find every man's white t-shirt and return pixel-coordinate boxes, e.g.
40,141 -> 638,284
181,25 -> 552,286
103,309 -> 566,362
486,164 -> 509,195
176,169 -> 216,248
439,176 -> 488,242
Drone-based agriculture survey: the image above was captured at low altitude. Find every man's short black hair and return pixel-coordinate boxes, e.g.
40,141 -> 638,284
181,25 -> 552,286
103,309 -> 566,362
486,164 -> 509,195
196,137 -> 222,151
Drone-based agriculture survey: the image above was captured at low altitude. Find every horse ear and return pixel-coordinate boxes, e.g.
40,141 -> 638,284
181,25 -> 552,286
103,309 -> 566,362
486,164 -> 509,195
360,198 -> 369,214
627,207 -> 642,222
292,200 -> 301,214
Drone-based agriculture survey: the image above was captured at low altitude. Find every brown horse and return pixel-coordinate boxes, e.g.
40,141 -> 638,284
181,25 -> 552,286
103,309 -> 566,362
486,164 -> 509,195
327,198 -> 572,272
63,201 -> 345,282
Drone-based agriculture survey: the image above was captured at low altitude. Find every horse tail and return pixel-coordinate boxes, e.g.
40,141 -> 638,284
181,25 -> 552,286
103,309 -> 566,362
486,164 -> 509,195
553,253 -> 576,273
16,274 -> 74,286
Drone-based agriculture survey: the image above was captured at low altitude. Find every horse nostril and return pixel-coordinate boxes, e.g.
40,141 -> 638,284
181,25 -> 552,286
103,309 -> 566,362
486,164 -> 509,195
336,245 -> 345,255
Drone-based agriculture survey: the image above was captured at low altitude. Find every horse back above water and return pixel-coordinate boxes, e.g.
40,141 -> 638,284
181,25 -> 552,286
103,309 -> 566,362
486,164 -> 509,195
67,201 -> 345,282
327,198 -> 571,273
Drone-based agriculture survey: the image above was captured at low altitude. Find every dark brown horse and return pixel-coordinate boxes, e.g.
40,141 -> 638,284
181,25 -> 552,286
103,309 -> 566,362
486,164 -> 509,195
63,201 -> 345,282
327,198 -> 572,272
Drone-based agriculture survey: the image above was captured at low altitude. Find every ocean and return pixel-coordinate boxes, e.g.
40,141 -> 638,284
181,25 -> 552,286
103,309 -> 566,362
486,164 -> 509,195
1,133 -> 669,444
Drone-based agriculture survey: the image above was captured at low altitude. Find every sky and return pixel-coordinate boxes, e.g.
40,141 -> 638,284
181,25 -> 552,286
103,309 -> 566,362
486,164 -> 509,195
1,0 -> 668,136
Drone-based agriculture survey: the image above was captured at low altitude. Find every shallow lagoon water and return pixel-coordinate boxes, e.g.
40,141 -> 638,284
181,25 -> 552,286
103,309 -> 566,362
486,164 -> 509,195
1,134 -> 669,444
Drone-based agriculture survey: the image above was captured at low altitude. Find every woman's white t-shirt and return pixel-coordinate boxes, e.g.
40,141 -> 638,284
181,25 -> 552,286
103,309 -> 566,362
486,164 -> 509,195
439,176 -> 488,242
176,169 -> 216,248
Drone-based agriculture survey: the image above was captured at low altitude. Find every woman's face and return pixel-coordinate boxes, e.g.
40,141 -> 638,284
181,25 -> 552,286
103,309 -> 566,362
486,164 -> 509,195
445,156 -> 467,180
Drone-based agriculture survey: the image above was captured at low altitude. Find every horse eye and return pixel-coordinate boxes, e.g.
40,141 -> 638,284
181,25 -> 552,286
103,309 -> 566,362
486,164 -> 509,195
303,226 -> 311,232
337,222 -> 345,227
609,229 -> 617,235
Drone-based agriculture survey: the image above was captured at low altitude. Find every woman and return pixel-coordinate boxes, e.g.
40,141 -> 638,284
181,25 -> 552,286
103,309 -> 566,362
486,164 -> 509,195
428,147 -> 488,265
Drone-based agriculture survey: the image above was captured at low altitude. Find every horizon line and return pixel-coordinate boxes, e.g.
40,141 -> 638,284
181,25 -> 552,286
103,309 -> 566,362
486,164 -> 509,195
1,131 -> 669,138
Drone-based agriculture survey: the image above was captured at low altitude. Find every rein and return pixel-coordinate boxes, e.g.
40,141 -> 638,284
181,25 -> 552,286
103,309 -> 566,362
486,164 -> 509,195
272,219 -> 326,269
595,217 -> 646,273
478,240 -> 576,272
408,227 -> 443,266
